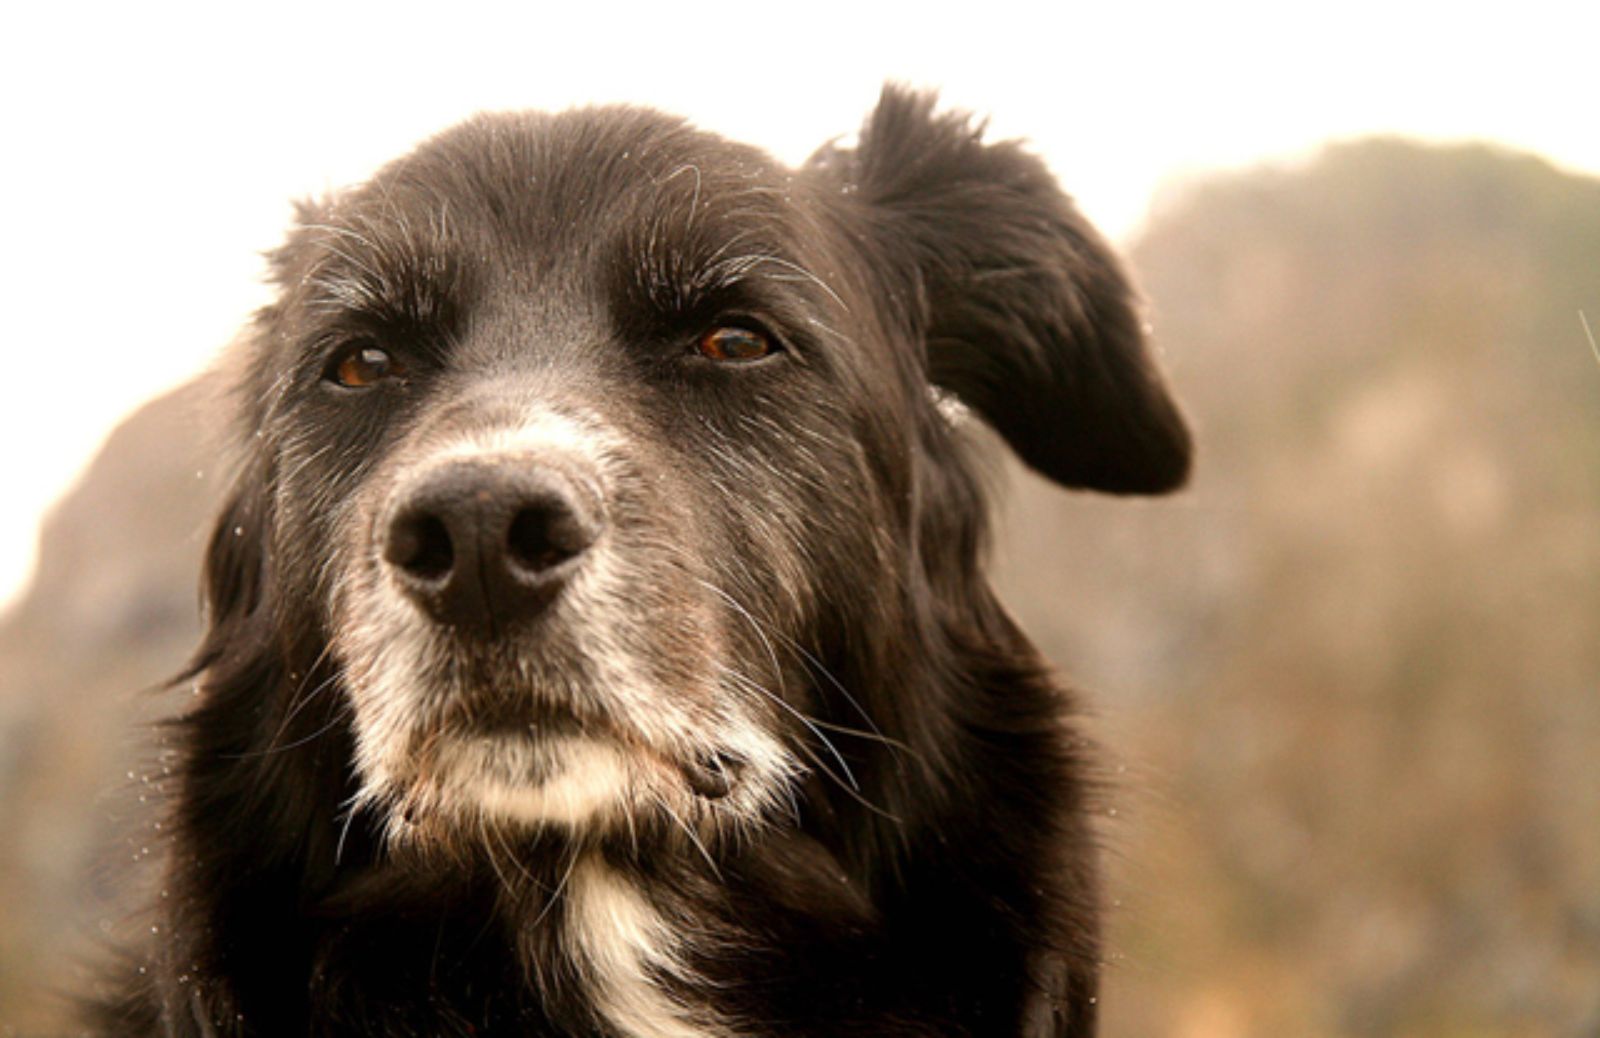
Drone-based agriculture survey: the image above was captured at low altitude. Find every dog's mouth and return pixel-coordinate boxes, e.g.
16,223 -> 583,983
430,698 -> 746,806
337,464 -> 787,832
678,750 -> 742,799
463,702 -> 590,743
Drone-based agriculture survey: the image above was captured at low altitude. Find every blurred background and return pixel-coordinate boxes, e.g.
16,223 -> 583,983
2,2 -> 1596,1034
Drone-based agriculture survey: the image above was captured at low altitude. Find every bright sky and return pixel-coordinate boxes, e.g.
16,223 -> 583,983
2,1 -> 1596,608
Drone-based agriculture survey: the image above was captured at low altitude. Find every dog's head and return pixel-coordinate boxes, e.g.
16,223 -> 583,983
202,88 -> 1188,854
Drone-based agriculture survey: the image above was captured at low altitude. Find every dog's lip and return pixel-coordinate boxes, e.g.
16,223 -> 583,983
681,752 -> 743,799
464,708 -> 744,799
464,702 -> 587,740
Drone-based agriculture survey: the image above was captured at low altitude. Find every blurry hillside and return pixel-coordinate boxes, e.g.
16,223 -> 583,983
0,381 -> 218,1028
996,139 -> 1600,1035
2,139 -> 1597,1034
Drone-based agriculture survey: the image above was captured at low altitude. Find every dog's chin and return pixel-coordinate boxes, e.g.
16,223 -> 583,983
365,723 -> 763,840
373,733 -> 644,836
446,733 -> 639,827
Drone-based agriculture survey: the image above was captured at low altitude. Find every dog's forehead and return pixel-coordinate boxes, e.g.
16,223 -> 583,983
284,106 -> 834,354
363,107 -> 793,255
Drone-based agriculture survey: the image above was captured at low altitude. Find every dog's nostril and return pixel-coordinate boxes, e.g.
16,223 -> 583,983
383,463 -> 602,630
386,511 -> 455,582
506,502 -> 593,575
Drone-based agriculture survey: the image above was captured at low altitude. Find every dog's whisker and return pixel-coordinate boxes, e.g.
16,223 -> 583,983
333,792 -> 363,867
623,793 -> 641,859
478,813 -> 518,898
662,163 -> 703,226
279,639 -> 341,713
788,647 -> 897,744
731,603 -> 898,747
299,221 -> 379,252
488,816 -> 538,892
804,716 -> 914,754
652,790 -> 722,880
699,226 -> 762,269
729,253 -> 849,312
693,577 -> 789,699
527,846 -> 580,932
264,671 -> 340,745
713,660 -> 859,794
223,689 -> 348,759
689,570 -> 907,760
307,240 -> 388,289
789,741 -> 903,824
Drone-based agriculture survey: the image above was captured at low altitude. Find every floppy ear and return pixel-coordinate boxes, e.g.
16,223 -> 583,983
178,469 -> 275,690
202,481 -> 268,630
819,86 -> 1191,494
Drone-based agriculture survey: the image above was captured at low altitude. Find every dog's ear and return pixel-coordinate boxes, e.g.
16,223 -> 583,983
197,339 -> 281,643
184,467 -> 277,691
816,87 -> 1191,494
202,480 -> 268,632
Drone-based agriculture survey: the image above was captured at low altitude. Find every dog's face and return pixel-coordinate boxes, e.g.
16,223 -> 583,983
219,94 -> 1189,851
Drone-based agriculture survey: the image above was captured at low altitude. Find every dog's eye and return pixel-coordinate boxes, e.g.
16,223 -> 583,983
697,326 -> 776,363
328,342 -> 404,388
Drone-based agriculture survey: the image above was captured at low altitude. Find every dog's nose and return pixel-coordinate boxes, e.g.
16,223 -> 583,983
381,461 -> 603,632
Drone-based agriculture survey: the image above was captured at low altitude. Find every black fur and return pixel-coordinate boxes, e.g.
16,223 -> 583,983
92,87 -> 1189,1037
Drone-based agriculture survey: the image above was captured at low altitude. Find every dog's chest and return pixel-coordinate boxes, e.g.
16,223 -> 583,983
562,861 -> 723,1038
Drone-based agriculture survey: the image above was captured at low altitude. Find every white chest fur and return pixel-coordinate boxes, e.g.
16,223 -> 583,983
565,860 -> 724,1038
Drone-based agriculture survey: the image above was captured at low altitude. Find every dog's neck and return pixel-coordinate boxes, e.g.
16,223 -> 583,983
155,633 -> 1078,1036
307,815 -> 772,1037
558,856 -> 720,1038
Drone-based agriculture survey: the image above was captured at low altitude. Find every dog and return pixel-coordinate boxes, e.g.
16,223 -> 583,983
92,86 -> 1190,1037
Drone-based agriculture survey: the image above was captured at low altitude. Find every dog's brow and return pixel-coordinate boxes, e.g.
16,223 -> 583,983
302,230 -> 460,326
634,216 -> 837,319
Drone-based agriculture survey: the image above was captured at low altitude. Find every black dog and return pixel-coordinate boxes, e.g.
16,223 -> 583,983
94,87 -> 1189,1036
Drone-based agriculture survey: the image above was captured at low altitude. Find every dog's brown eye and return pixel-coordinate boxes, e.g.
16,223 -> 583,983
330,344 -> 402,388
697,326 -> 774,362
